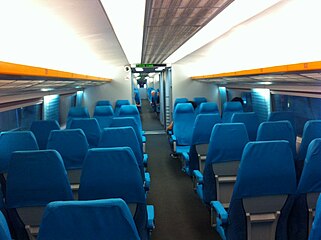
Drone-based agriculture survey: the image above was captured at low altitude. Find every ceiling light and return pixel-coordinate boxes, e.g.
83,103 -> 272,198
164,0 -> 281,64
101,0 -> 145,64
134,73 -> 140,77
41,88 -> 54,92
155,67 -> 165,71
135,67 -> 144,72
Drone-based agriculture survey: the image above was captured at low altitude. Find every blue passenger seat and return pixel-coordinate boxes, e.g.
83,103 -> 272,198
37,199 -> 140,240
256,120 -> 297,159
171,103 -> 196,154
289,138 -> 321,240
268,111 -> 297,137
0,211 -> 11,240
118,105 -> 144,134
68,118 -> 101,148
231,112 -> 260,141
173,98 -> 188,110
114,99 -> 130,116
66,107 -> 90,128
95,100 -> 111,106
47,129 -> 89,198
211,140 -> 296,240
309,194 -> 321,240
194,123 -> 249,206
198,102 -> 219,114
30,120 -> 60,150
93,105 -> 114,129
193,97 -> 207,106
222,102 -> 243,123
6,150 -> 73,239
78,147 -> 155,240
98,127 -> 149,190
182,113 -> 221,175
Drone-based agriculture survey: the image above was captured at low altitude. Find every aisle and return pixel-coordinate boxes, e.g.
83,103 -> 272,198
140,100 -> 220,239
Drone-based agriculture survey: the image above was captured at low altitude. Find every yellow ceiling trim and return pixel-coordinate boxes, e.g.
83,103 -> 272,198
191,61 -> 321,80
0,61 -> 112,82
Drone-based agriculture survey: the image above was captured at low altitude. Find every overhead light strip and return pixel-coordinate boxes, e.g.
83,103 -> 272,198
164,0 -> 281,64
101,0 -> 145,64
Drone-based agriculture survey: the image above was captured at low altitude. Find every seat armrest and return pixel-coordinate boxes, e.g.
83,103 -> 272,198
211,201 -> 228,224
171,135 -> 177,152
147,205 -> 155,230
181,152 -> 189,162
142,135 -> 146,143
143,154 -> 148,167
193,170 -> 203,184
144,172 -> 150,191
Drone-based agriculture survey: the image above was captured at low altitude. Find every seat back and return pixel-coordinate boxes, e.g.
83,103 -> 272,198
256,121 -> 297,159
78,147 -> 147,239
68,118 -> 101,148
203,123 -> 249,205
222,101 -> 243,123
189,113 -> 221,174
298,120 -> 321,161
66,107 -> 90,128
95,100 -> 111,106
231,112 -> 260,141
6,150 -> 73,237
0,131 -> 39,173
174,98 -> 188,109
38,199 -> 140,240
118,105 -> 142,132
173,103 -> 195,146
114,99 -> 130,115
98,127 -> 144,179
193,97 -> 207,106
198,102 -> 219,114
93,105 -> 114,129
226,141 -> 296,240
309,194 -> 321,240
47,129 -> 89,170
294,138 -> 321,238
268,111 -> 297,136
111,117 -> 143,150
0,211 -> 11,240
30,120 -> 60,150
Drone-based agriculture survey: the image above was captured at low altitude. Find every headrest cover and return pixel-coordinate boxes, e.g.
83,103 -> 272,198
37,199 -> 140,240
299,120 -> 321,161
174,103 -> 194,116
118,105 -> 140,116
110,117 -> 142,144
78,147 -> 145,204
193,97 -> 207,106
231,112 -> 260,141
0,131 -> 39,173
96,100 -> 111,106
206,123 -> 249,164
223,102 -> 243,112
93,106 -> 114,117
192,114 -> 221,145
174,98 -> 188,108
67,107 -> 90,118
30,120 -> 60,150
232,141 -> 296,199
115,100 -> 130,107
297,138 -> 321,193
199,102 -> 219,114
6,150 -> 73,208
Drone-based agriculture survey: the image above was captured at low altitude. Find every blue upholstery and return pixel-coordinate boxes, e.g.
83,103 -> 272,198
114,99 -> 130,115
268,111 -> 297,136
0,131 -> 39,173
188,113 -> 222,175
174,98 -> 188,109
256,121 -> 297,159
0,211 -> 11,240
38,199 -> 140,240
172,103 -> 195,146
222,102 -> 243,123
98,127 -> 144,180
47,129 -> 89,169
231,112 -> 260,141
93,105 -> 114,129
198,102 -> 219,114
118,105 -> 143,133
68,118 -> 101,148
221,141 -> 296,240
290,138 -> 321,240
78,147 -> 150,240
95,100 -> 111,106
111,117 -> 144,151
202,123 -> 249,204
30,120 -> 60,150
67,107 -> 90,128
309,194 -> 321,240
6,150 -> 73,208
193,97 -> 207,106
298,120 -> 321,161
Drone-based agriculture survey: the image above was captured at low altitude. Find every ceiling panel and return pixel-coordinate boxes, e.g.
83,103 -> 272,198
142,0 -> 234,63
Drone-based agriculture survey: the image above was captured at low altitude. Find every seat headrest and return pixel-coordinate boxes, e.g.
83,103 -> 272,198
96,100 -> 111,106
299,120 -> 321,161
223,102 -> 243,112
192,113 -> 221,145
199,102 -> 219,114
94,106 -> 114,116
118,105 -> 139,116
68,107 -> 90,118
174,103 -> 194,115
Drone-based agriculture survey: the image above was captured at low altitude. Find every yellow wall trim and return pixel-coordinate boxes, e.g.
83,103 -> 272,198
191,61 -> 321,80
0,61 -> 112,82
